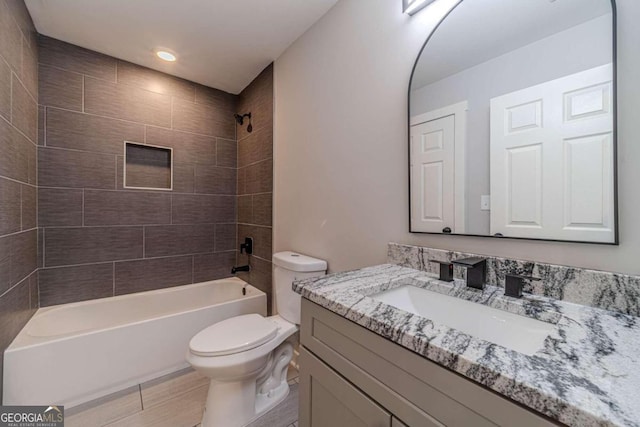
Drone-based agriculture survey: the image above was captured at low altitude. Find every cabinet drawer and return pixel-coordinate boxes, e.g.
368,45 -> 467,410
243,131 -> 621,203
301,299 -> 559,427
299,347 -> 391,427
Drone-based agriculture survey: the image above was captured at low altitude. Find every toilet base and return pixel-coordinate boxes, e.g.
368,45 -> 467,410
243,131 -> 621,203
200,341 -> 294,427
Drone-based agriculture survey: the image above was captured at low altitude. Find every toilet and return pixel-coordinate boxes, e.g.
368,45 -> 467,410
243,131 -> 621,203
187,251 -> 327,427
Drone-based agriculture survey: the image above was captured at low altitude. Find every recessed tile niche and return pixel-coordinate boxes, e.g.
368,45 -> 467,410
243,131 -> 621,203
124,141 -> 173,190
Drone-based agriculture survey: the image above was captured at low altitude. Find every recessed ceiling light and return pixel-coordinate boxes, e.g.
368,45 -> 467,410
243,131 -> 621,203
156,50 -> 176,62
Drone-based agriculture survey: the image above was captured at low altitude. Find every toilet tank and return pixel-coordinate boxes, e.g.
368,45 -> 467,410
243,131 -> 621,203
273,251 -> 327,324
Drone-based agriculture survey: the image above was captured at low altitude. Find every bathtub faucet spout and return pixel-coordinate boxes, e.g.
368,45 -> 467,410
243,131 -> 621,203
231,265 -> 250,274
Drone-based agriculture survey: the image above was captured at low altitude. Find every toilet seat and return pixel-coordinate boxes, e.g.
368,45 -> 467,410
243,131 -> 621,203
189,314 -> 278,357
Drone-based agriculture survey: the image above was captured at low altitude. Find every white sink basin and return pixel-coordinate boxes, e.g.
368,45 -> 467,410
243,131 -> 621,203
371,285 -> 553,355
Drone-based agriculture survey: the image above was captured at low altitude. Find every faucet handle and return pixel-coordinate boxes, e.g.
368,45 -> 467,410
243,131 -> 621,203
451,257 -> 487,290
504,274 -> 541,298
451,257 -> 486,267
428,260 -> 454,282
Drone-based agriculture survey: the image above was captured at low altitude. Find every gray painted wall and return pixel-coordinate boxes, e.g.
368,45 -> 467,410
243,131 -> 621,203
273,0 -> 640,277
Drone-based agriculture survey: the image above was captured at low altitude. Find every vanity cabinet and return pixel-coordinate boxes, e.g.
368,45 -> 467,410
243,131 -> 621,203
299,299 -> 560,427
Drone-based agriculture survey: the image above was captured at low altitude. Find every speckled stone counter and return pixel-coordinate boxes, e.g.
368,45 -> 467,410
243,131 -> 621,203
293,264 -> 640,427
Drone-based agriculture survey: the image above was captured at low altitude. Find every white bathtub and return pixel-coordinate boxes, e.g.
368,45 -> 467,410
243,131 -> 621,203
3,277 -> 266,408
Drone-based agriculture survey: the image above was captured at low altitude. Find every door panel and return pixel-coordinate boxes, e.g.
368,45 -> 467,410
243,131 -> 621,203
411,115 -> 455,233
490,64 -> 614,242
506,144 -> 542,227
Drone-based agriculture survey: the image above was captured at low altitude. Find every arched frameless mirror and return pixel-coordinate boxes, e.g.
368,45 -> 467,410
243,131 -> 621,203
408,0 -> 617,244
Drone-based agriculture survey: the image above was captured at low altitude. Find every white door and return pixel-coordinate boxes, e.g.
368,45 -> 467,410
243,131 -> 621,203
410,115 -> 455,233
490,64 -> 614,242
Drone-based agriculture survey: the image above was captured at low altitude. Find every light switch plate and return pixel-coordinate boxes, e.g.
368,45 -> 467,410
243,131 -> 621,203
481,195 -> 491,211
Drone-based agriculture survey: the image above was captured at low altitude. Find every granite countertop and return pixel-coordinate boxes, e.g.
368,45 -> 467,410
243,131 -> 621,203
293,264 -> 640,427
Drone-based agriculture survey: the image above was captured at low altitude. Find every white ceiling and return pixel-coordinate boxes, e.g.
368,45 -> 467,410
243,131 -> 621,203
412,0 -> 612,90
25,0 -> 338,94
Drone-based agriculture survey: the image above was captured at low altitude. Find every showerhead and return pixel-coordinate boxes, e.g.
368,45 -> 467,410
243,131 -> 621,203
234,112 -> 253,133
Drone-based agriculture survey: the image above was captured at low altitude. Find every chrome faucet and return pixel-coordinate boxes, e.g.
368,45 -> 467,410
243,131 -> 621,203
452,257 -> 487,290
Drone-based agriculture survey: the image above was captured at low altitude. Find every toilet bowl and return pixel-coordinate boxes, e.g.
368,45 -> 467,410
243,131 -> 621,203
187,251 -> 327,427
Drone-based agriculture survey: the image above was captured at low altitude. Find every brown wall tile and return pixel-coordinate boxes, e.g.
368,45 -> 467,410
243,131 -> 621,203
5,0 -> 35,50
117,61 -> 195,101
0,58 -> 11,120
0,236 -> 11,295
238,224 -> 272,261
84,190 -> 171,226
38,187 -> 83,227
115,256 -> 193,295
216,138 -> 237,168
10,229 -> 37,286
30,35 -> 250,311
171,194 -> 236,224
237,167 -> 246,195
39,64 -> 82,111
21,34 -> 38,100
11,73 -> 37,142
0,117 -> 30,183
46,108 -> 144,154
20,184 -> 36,229
237,126 -> 272,167
38,147 -> 116,189
44,227 -> 143,267
193,252 -> 235,283
37,105 -> 44,145
238,195 -> 252,224
194,84 -> 237,109
0,1 -> 23,73
173,162 -> 195,193
84,76 -> 171,127
29,271 -> 38,309
243,159 -> 272,195
172,97 -> 235,139
145,126 -> 216,164
252,193 -> 272,226
236,64 -> 273,141
38,35 -> 116,81
0,177 -> 21,234
144,224 -> 215,258
39,263 -> 114,306
37,227 -> 43,268
215,223 -> 237,252
194,165 -> 236,195
26,141 -> 35,185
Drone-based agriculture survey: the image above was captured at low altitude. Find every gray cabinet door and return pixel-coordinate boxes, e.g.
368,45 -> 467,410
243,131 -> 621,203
299,347 -> 391,427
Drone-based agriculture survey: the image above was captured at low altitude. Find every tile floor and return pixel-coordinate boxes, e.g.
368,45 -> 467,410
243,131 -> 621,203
65,365 -> 300,427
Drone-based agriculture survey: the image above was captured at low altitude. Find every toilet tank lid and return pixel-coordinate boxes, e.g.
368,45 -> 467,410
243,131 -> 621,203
273,251 -> 327,272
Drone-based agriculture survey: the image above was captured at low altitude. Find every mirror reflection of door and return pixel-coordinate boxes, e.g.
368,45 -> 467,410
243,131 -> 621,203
490,64 -> 614,242
410,102 -> 467,233
408,0 -> 616,244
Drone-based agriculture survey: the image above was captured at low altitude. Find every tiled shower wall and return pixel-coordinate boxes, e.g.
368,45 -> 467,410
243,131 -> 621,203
0,0 -> 39,400
37,36 -> 241,306
236,65 -> 274,311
